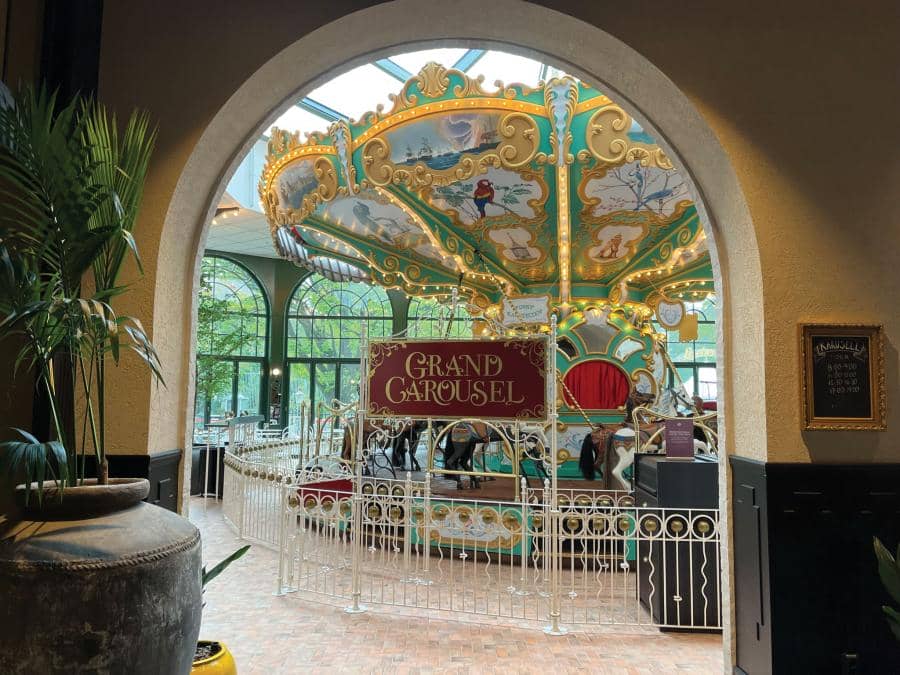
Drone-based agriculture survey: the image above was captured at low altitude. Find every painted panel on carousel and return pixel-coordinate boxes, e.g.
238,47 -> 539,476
582,161 -> 691,218
486,226 -> 546,267
275,159 -> 319,211
585,223 -> 645,267
386,111 -> 503,171
429,166 -> 546,227
320,190 -> 459,271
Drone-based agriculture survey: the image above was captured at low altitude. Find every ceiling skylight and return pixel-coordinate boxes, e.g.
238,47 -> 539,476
306,63 -> 403,122
389,48 -> 469,76
464,50 -> 545,88
266,105 -> 332,140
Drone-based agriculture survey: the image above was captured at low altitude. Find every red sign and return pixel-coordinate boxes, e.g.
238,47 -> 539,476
367,339 -> 548,420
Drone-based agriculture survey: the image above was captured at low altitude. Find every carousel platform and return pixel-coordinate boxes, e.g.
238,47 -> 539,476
422,473 -> 609,502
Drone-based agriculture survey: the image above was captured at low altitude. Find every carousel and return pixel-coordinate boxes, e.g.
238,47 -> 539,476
221,62 -> 722,633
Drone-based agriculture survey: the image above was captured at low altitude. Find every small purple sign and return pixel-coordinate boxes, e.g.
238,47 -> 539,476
665,419 -> 695,459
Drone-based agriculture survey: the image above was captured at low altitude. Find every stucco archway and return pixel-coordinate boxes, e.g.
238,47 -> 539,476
155,0 -> 765,663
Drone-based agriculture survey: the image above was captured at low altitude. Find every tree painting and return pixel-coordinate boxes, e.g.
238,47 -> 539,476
587,162 -> 688,217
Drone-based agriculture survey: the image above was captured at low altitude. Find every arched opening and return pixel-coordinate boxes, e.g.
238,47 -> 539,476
154,1 -> 766,666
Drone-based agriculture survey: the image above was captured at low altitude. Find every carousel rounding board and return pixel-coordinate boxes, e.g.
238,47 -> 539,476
800,324 -> 886,430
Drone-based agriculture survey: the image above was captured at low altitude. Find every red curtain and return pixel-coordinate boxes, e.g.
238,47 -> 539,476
563,360 -> 630,410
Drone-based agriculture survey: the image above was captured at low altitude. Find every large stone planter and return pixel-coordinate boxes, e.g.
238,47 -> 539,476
0,478 -> 202,674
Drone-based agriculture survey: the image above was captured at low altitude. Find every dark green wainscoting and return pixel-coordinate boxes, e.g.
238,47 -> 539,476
731,457 -> 900,674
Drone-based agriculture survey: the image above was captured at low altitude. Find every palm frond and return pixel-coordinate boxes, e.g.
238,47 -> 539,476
201,545 -> 250,588
0,428 -> 69,504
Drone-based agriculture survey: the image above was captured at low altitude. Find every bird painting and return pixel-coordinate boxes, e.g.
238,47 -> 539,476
473,179 -> 495,218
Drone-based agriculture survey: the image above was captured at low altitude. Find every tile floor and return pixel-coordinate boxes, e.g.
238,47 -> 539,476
192,499 -> 724,674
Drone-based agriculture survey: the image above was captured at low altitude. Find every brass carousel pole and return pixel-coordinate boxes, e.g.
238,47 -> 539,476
544,313 -> 567,635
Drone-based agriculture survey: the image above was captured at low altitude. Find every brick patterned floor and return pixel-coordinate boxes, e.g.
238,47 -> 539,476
192,499 -> 724,674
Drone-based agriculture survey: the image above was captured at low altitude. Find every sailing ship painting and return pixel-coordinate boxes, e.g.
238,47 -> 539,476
388,112 -> 502,170
276,160 -> 318,210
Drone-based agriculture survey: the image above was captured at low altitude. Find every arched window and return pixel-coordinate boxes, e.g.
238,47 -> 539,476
194,256 -> 269,439
655,295 -> 718,401
285,276 -> 393,424
406,296 -> 474,338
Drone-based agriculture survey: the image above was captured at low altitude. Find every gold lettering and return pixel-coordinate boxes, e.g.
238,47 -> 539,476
506,380 -> 525,404
445,356 -> 462,377
427,354 -> 441,377
486,355 -> 502,377
386,376 -> 405,403
422,378 -> 438,402
471,380 -> 488,406
405,351 -> 426,379
462,354 -> 480,376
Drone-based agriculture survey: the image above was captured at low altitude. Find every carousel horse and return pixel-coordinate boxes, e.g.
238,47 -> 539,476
437,421 -> 502,489
339,419 -> 398,476
390,420 -> 428,472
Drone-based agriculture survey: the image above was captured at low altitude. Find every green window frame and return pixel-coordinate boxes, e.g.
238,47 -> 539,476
284,275 -> 393,426
194,256 -> 270,441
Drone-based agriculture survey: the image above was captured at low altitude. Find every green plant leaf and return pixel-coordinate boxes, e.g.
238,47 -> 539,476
884,606 -> 900,642
0,84 -> 158,478
874,537 -> 900,605
0,428 -> 69,504
201,545 -> 250,588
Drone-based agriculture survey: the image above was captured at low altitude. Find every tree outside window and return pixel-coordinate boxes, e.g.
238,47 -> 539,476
194,256 -> 269,441
285,276 -> 392,432
406,296 -> 474,338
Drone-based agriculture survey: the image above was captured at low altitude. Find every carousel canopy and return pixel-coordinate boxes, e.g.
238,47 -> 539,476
256,54 -> 713,319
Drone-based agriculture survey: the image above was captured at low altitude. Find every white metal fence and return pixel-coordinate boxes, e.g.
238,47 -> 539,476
220,443 -> 722,633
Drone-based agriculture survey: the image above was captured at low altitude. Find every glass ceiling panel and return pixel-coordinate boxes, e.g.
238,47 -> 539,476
307,64 -> 403,122
464,50 -> 545,88
266,105 -> 331,139
388,48 -> 468,75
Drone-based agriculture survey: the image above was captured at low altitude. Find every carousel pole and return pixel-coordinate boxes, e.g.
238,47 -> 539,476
544,313 -> 567,635
346,324 -> 368,614
423,419 -> 433,575
444,286 -> 459,339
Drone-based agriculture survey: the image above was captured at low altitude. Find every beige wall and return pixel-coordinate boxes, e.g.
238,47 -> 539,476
91,0 -> 899,463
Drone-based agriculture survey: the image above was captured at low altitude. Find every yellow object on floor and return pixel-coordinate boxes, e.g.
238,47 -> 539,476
192,641 -> 236,674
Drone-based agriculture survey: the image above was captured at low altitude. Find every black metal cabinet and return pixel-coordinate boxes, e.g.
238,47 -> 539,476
633,454 -> 721,630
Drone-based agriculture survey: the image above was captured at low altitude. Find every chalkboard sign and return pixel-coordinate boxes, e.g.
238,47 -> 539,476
800,324 -> 886,430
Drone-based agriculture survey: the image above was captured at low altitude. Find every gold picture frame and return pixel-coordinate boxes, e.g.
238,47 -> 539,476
800,324 -> 886,431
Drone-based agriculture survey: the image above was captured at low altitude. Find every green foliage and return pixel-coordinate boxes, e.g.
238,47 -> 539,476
195,271 -> 245,404
0,428 -> 68,505
0,84 -> 159,496
202,545 -> 250,589
874,537 -> 900,642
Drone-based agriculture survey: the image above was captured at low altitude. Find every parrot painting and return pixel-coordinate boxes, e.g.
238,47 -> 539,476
472,179 -> 495,218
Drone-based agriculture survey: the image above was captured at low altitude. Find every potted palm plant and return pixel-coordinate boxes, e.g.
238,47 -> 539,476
0,85 -> 202,673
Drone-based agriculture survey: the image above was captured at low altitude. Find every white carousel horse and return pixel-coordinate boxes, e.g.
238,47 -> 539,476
609,427 -> 636,490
